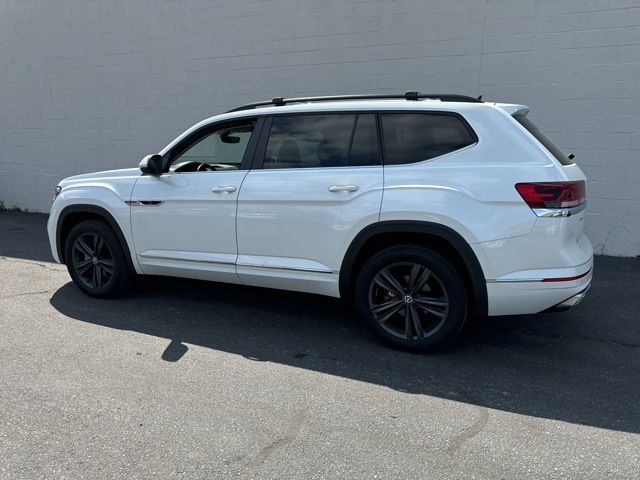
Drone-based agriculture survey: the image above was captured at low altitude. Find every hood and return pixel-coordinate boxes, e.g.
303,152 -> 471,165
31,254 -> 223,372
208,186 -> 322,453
59,168 -> 141,187
57,168 -> 142,202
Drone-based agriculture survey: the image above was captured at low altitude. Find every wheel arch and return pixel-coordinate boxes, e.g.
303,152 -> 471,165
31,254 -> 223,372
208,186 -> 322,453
56,204 -> 136,273
339,221 -> 488,316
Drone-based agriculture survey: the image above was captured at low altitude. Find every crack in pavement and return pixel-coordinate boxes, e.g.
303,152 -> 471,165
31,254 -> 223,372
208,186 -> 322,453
0,290 -> 52,300
0,256 -> 62,271
245,409 -> 308,470
447,405 -> 490,454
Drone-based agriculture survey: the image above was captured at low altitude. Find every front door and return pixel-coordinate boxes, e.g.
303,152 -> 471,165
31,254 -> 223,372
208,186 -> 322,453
236,112 -> 384,296
130,118 -> 260,283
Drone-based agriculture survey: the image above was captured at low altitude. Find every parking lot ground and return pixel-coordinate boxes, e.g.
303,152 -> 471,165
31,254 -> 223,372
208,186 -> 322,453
1,211 -> 639,479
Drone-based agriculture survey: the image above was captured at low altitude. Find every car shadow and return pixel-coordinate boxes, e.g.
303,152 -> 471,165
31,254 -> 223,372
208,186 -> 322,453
4,212 -> 638,434
50,257 -> 640,435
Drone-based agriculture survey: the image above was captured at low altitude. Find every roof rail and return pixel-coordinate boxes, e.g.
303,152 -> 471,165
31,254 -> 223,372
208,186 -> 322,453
227,91 -> 482,113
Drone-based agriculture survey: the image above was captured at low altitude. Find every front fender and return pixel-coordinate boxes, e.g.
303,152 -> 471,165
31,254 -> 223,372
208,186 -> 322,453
50,186 -> 140,273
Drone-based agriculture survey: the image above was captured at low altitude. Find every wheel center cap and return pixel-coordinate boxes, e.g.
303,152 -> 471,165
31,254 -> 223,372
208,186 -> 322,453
403,295 -> 413,304
92,257 -> 98,265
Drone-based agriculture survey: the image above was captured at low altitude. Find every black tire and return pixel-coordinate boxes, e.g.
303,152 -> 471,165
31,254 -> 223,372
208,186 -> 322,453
354,245 -> 468,352
64,219 -> 131,298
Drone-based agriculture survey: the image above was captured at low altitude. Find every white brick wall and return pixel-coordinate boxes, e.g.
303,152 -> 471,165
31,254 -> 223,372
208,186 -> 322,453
1,0 -> 638,256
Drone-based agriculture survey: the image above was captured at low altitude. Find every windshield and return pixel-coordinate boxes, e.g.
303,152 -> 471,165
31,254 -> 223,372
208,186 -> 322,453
513,114 -> 574,166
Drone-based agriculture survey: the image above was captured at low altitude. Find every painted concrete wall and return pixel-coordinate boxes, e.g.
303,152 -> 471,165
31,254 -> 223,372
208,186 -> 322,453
1,0 -> 638,256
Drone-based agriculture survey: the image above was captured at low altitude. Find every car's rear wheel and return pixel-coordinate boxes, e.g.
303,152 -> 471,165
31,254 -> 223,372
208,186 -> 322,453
354,245 -> 468,352
64,220 -> 130,298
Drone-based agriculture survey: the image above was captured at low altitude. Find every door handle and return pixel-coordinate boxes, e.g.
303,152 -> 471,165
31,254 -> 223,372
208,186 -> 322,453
211,186 -> 237,193
328,185 -> 359,193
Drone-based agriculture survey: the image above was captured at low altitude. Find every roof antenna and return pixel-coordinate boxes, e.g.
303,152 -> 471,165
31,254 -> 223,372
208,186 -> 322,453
477,94 -> 483,101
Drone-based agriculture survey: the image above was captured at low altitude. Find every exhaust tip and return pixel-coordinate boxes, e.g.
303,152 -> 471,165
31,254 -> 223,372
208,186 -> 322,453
543,285 -> 591,313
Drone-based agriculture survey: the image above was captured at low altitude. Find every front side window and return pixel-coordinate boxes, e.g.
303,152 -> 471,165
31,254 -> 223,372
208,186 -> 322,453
381,113 -> 476,165
263,113 -> 381,169
170,123 -> 254,172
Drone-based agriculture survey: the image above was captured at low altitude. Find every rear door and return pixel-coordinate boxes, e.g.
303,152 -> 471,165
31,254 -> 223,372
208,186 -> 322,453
236,112 -> 383,296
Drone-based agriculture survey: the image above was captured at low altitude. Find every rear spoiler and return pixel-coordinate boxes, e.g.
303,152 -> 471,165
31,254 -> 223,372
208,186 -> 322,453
493,103 -> 529,116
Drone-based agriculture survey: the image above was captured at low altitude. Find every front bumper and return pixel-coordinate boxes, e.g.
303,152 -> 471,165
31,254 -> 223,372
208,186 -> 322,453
46,211 -> 61,263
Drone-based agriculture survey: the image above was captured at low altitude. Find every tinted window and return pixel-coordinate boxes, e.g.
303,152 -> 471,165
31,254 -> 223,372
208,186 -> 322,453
263,114 -> 380,169
171,123 -> 254,170
513,114 -> 574,166
381,113 -> 476,165
350,114 -> 381,166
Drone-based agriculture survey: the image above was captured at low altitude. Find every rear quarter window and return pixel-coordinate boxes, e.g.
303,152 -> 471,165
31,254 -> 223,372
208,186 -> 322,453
380,113 -> 477,165
513,114 -> 574,166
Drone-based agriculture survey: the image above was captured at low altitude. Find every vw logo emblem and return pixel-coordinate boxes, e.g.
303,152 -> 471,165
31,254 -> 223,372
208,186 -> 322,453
403,295 -> 413,304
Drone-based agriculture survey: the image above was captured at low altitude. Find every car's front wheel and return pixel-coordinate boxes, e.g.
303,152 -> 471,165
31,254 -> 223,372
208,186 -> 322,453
354,245 -> 468,352
64,220 -> 130,298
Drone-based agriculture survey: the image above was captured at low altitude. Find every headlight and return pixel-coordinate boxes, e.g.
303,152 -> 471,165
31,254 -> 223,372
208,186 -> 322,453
52,185 -> 62,203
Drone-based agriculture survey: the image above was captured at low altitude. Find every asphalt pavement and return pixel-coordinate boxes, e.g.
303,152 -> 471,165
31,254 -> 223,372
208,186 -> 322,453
1,212 -> 639,479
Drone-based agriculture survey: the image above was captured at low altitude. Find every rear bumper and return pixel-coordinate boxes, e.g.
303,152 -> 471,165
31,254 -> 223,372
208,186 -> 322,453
486,258 -> 593,315
543,284 -> 591,312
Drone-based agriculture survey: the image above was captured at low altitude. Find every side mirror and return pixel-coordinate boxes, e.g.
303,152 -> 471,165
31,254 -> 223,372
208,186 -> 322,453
139,154 -> 164,175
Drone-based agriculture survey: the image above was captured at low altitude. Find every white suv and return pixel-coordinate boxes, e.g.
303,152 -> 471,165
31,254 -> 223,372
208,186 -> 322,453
47,92 -> 593,351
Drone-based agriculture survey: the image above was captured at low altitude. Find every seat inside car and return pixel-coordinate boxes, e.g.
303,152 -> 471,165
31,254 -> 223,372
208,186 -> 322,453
267,139 -> 301,168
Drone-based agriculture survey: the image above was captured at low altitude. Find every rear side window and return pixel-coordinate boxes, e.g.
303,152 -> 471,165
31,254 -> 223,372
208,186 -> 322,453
263,113 -> 381,169
381,113 -> 476,165
513,114 -> 574,166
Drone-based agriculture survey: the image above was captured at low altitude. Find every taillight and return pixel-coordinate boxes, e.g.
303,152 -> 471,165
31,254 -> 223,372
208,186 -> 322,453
515,181 -> 586,210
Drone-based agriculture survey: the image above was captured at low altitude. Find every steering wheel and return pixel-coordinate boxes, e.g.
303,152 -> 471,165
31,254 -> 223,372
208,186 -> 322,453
196,163 -> 216,172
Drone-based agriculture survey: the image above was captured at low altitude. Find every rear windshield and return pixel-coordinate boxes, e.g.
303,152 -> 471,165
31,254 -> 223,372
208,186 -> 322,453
513,114 -> 574,166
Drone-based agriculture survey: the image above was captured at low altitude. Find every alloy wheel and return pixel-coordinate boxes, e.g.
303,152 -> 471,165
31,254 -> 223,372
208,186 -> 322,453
368,262 -> 450,340
71,233 -> 114,290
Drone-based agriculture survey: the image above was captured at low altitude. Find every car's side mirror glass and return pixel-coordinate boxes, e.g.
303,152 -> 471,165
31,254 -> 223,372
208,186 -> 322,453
139,154 -> 164,175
